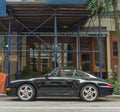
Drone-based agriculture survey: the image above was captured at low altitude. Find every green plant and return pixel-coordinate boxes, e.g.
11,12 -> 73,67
107,79 -> 120,95
41,67 -> 52,75
113,82 -> 120,95
20,66 -> 33,77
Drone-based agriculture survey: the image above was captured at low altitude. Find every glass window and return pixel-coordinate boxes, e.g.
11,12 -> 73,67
82,54 -> 89,61
81,54 -> 90,72
51,69 -> 74,77
113,42 -> 118,56
64,43 -> 74,67
81,41 -> 89,48
75,70 -> 89,78
50,69 -> 59,77
29,43 -> 38,71
61,69 -> 74,77
75,70 -> 96,78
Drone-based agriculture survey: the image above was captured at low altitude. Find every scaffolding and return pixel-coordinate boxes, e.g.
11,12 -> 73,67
0,2 -> 105,85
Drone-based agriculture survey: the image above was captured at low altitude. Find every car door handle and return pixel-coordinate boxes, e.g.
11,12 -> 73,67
51,82 -> 61,85
67,80 -> 73,83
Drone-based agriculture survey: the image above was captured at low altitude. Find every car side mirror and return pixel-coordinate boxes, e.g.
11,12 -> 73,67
44,74 -> 49,79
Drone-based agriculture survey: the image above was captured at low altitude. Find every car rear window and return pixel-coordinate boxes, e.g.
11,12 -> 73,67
75,70 -> 90,78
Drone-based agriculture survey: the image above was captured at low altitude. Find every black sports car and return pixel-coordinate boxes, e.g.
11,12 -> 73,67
6,68 -> 114,102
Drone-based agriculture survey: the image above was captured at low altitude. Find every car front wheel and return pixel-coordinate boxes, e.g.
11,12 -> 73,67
80,84 -> 98,102
17,84 -> 36,101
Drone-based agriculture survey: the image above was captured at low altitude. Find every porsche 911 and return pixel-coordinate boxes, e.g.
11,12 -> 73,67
6,68 -> 114,102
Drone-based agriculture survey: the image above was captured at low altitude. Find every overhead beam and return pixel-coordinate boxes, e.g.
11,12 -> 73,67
12,13 -> 91,17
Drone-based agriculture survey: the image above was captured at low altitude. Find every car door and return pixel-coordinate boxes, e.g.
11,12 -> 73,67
47,76 -> 71,96
36,69 -> 80,96
34,69 -> 62,96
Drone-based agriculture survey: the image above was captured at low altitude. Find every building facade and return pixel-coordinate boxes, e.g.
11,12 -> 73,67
0,0 -> 117,81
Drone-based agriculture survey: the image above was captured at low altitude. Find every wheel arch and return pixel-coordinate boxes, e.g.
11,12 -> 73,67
79,82 -> 100,97
15,82 -> 37,97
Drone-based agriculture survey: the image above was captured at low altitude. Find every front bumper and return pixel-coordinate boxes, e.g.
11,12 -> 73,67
5,87 -> 17,96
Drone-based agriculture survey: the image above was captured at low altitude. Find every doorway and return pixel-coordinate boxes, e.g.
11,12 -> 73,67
81,53 -> 91,73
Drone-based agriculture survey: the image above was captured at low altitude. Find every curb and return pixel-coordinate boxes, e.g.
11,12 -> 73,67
0,93 -> 6,97
106,95 -> 120,98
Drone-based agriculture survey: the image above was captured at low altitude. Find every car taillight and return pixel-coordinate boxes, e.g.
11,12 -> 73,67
106,83 -> 113,87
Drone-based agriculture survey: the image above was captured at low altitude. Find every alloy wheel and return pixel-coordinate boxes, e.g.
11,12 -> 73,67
80,84 -> 98,102
17,84 -> 35,101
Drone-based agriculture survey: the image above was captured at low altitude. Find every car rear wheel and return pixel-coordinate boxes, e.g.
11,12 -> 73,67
17,84 -> 35,101
80,84 -> 98,102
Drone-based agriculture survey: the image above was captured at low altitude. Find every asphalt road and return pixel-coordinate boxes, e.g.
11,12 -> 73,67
0,96 -> 120,112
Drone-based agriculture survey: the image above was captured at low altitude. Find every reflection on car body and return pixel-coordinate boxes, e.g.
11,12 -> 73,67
6,68 -> 114,102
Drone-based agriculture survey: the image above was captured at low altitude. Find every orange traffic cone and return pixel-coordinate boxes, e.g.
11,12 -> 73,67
0,73 -> 7,93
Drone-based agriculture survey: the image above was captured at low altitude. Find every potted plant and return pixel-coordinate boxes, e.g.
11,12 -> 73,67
20,66 -> 33,79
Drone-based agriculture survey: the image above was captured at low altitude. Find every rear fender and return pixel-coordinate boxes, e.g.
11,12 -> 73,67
79,82 -> 100,97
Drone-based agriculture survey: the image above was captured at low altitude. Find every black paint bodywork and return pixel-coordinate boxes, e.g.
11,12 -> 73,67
6,68 -> 114,98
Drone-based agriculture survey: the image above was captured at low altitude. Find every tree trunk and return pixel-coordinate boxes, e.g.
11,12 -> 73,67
112,0 -> 120,82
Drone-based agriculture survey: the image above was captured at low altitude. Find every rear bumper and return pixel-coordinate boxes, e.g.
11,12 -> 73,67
99,87 -> 114,97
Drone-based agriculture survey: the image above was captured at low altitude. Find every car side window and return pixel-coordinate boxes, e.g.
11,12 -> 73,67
51,69 -> 74,77
51,69 -> 59,77
75,70 -> 89,78
60,70 -> 74,77
51,69 -> 64,77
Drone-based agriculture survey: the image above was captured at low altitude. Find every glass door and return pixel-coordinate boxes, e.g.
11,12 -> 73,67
40,43 -> 51,69
29,43 -> 39,71
81,53 -> 91,73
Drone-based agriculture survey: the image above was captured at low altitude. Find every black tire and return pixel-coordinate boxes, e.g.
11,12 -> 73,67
17,84 -> 36,101
80,84 -> 98,102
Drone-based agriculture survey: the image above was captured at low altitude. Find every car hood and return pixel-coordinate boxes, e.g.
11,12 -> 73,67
10,77 -> 45,83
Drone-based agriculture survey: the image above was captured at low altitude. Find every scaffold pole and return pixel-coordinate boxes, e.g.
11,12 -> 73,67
98,12 -> 103,78
54,11 -> 58,69
6,15 -> 12,85
77,24 -> 81,70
